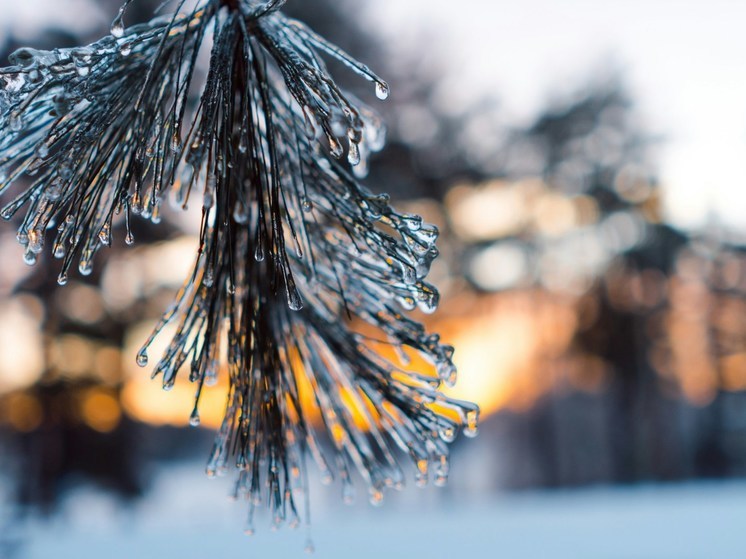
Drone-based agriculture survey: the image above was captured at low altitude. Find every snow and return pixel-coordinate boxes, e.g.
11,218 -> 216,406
14,463 -> 746,558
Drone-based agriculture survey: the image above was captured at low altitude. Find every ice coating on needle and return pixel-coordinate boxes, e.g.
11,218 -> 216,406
0,0 -> 479,537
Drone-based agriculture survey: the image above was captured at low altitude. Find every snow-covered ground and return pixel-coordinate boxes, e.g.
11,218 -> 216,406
12,462 -> 746,558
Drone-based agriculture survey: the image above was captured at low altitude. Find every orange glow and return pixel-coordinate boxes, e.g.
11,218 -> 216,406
121,374 -> 229,429
121,315 -> 229,429
3,392 -> 43,432
721,353 -> 746,392
80,388 -> 122,433
427,290 -> 581,416
665,276 -> 719,405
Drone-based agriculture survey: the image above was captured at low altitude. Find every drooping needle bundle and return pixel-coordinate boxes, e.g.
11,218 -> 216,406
0,0 -> 478,535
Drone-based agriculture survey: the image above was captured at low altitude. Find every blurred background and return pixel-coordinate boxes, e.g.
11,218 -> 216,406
2,0 -> 746,557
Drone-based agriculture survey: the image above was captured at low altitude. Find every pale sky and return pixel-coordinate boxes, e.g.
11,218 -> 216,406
2,0 -> 746,232
370,0 -> 746,233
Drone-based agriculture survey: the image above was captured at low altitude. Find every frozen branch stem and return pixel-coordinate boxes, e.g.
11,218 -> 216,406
0,0 -> 479,538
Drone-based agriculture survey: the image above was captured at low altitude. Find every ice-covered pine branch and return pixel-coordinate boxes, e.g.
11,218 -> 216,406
0,0 -> 479,539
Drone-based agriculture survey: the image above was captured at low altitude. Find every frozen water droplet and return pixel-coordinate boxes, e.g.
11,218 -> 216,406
125,231 -> 135,245
347,142 -> 361,166
397,296 -> 416,311
53,242 -> 66,259
415,459 -> 429,487
57,272 -> 68,286
402,214 -> 422,231
79,259 -> 93,276
23,250 -> 37,266
136,349 -> 148,367
445,367 -> 457,387
130,192 -> 143,215
98,223 -> 111,246
369,488 -> 384,507
111,12 -> 125,38
171,134 -> 182,153
205,369 -> 218,387
36,144 -> 49,159
328,136 -> 343,159
9,114 -> 23,132
203,189 -> 214,209
237,131 -> 249,152
301,197 -> 313,212
233,202 -> 249,224
434,473 -> 448,487
464,409 -> 479,438
53,93 -> 71,117
302,105 -> 318,139
375,80 -> 390,100
189,409 -> 201,427
254,243 -> 265,262
287,286 -> 303,311
203,268 -> 214,288
119,41 -> 132,57
438,426 -> 456,443
27,230 -> 43,254
27,69 -> 42,84
9,48 -> 36,68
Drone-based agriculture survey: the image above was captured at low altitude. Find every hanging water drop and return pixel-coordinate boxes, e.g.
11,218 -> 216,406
98,223 -> 111,246
402,214 -> 422,231
347,142 -> 361,166
189,408 -> 201,427
369,488 -> 384,507
328,136 -> 343,159
136,348 -> 149,367
233,202 -> 249,224
375,80 -> 390,100
9,114 -> 23,132
8,47 -> 36,68
119,41 -> 133,57
27,230 -> 44,254
439,425 -> 457,443
287,285 -> 303,311
110,11 -> 125,38
36,144 -> 49,159
402,265 -> 416,285
79,258 -> 93,276
464,409 -> 479,438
